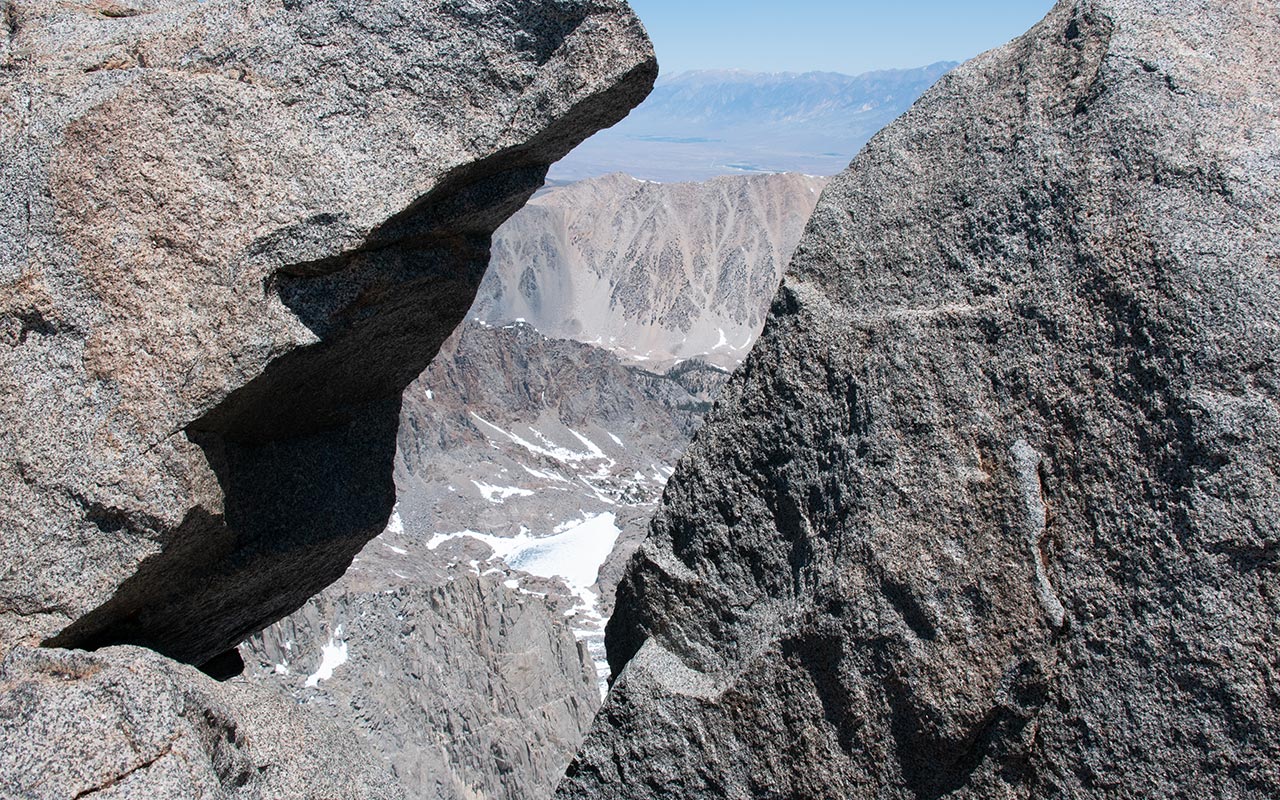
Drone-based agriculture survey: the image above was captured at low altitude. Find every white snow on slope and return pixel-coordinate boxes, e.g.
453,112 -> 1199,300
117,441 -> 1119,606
471,413 -> 607,464
427,512 -> 621,610
521,465 -> 570,483
472,480 -> 536,504
568,429 -> 609,462
305,627 -> 349,688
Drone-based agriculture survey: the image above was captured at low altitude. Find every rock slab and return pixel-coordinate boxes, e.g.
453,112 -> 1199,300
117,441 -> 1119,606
0,0 -> 654,668
559,1 -> 1280,797
0,0 -> 653,795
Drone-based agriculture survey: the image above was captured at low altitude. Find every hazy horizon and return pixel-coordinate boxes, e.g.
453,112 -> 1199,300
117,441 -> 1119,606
550,63 -> 956,183
628,0 -> 1056,76
653,61 -> 959,81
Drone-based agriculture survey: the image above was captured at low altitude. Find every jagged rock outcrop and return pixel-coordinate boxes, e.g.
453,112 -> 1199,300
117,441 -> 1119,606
0,0 -> 653,670
0,0 -> 653,793
559,1 -> 1280,798
242,319 -> 732,799
242,560 -> 597,800
473,172 -> 828,370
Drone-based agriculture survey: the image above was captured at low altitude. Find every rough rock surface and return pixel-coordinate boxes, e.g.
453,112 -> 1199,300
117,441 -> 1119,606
474,172 -> 828,371
0,645 -> 403,799
243,562 -> 596,800
0,0 -> 653,794
560,1 -> 1280,798
0,0 -> 655,671
243,319 -> 731,800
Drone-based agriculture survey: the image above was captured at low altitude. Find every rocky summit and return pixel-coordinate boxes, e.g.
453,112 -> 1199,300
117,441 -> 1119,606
559,1 -> 1280,798
0,0 -> 654,795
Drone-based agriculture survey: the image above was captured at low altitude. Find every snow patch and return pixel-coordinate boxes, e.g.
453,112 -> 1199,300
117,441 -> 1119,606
473,480 -> 535,504
568,429 -> 609,462
305,628 -> 349,688
471,413 -> 610,465
521,465 -> 570,483
426,512 -> 621,610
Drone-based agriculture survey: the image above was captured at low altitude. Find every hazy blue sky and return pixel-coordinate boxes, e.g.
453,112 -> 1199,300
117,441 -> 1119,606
627,0 -> 1057,76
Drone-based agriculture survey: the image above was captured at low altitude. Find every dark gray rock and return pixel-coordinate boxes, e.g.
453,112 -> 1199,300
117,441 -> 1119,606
559,1 -> 1280,797
242,563 -> 597,800
0,0 -> 654,669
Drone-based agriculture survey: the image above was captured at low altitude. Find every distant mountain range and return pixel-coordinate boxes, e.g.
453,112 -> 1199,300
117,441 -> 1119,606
550,63 -> 957,182
474,172 -> 829,370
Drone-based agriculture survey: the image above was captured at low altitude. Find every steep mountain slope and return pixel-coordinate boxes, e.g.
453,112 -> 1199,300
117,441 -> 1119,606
243,170 -> 826,798
559,1 -> 1280,798
551,64 -> 955,181
243,321 -> 730,799
475,172 -> 828,370
0,0 -> 655,794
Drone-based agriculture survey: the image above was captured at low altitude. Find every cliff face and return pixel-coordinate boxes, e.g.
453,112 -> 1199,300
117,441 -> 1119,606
242,555 -> 599,800
560,1 -> 1280,798
0,0 -> 654,795
242,319 -> 731,800
473,172 -> 828,371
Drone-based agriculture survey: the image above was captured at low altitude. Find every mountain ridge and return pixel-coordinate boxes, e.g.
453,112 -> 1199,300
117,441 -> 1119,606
551,63 -> 955,181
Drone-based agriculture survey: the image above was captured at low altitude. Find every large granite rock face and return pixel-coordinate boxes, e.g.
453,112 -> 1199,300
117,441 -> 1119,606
0,0 -> 655,671
0,645 -> 404,799
559,1 -> 1280,798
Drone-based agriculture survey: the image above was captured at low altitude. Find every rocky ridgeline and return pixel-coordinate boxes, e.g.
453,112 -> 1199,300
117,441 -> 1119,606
559,1 -> 1280,798
241,169 -> 827,799
241,320 -> 731,799
0,0 -> 655,795
475,172 -> 829,371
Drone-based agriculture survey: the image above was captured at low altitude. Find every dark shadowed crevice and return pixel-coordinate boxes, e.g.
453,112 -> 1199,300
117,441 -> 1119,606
199,648 -> 246,681
782,632 -> 860,753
